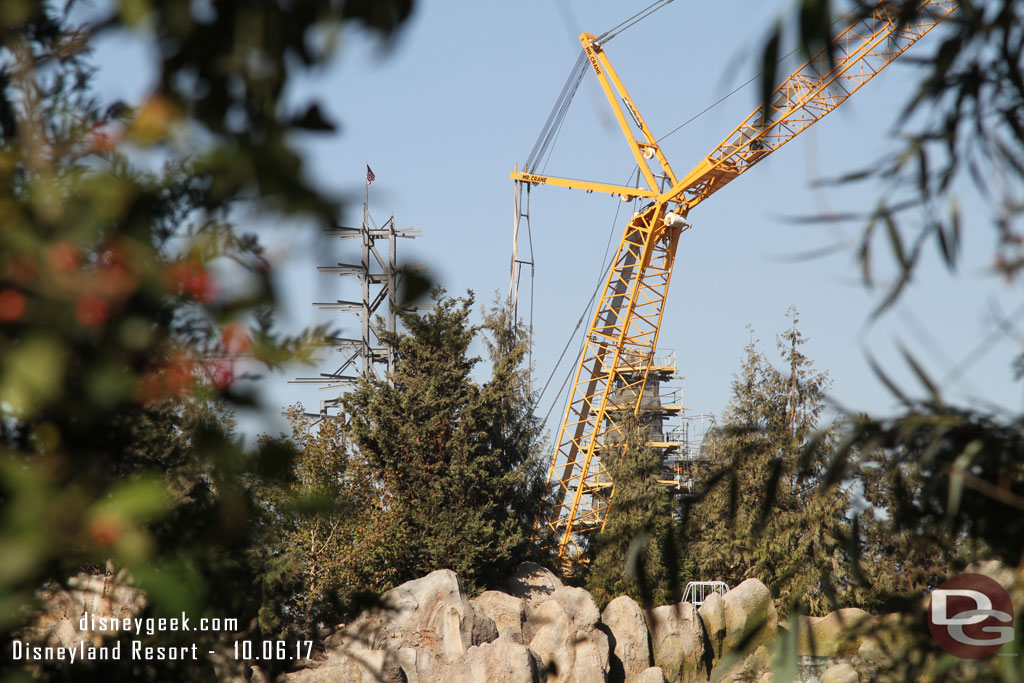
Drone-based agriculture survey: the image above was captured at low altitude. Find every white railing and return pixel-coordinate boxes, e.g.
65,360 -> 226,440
651,348 -> 677,368
681,580 -> 730,607
659,388 -> 681,406
663,427 -> 685,443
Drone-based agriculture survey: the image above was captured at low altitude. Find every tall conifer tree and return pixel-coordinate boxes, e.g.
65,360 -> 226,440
686,311 -> 850,615
342,293 -> 546,591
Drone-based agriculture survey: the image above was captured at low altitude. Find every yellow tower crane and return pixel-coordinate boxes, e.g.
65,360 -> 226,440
511,0 -> 958,566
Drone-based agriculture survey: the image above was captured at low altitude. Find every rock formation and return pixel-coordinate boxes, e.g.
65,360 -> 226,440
601,595 -> 652,680
29,560 -> 989,682
289,566 -> 786,683
25,564 -> 146,650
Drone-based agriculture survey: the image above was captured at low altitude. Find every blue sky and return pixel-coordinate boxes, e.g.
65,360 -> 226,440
92,1 -> 1022,440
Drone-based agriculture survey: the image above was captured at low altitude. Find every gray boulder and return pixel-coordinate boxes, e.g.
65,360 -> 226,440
397,645 -> 446,683
645,601 -> 706,683
528,594 -> 609,682
822,662 -> 859,683
528,598 -> 573,681
444,636 -> 541,683
797,607 -> 873,657
503,562 -> 563,608
287,648 -> 389,683
722,579 -> 777,657
601,595 -> 652,681
376,569 -> 495,662
697,591 -> 725,660
312,569 -> 494,682
524,587 -> 597,646
30,568 -> 146,650
635,667 -> 669,683
551,586 -> 600,630
472,590 -> 526,643
505,562 -> 566,644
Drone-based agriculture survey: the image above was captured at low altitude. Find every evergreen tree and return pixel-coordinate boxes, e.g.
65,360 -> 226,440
342,293 -> 546,591
686,312 -> 850,615
585,412 -> 685,609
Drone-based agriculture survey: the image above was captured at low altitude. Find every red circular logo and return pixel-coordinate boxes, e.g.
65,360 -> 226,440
928,573 -> 1014,659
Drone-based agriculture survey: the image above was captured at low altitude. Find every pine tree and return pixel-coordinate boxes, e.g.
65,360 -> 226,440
342,292 -> 545,591
585,411 -> 686,609
686,311 -> 850,615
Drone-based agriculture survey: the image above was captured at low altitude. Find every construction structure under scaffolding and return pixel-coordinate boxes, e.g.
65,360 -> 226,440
608,347 -> 718,498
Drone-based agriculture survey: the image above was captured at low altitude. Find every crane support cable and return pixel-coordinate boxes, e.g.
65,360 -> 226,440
529,0 -> 959,567
525,0 -> 674,173
525,52 -> 588,173
595,0 -> 675,45
537,171 -> 635,413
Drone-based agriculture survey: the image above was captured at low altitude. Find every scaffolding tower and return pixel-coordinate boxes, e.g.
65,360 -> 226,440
600,348 -> 717,500
612,348 -> 716,497
587,348 -> 716,511
290,183 -> 421,418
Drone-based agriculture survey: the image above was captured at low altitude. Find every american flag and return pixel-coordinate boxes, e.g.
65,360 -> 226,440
366,165 -> 376,185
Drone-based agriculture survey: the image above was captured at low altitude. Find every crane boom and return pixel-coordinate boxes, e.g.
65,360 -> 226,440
517,0 -> 958,566
666,0 -> 958,211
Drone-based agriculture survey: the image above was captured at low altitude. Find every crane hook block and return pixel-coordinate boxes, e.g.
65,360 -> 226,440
664,212 -> 690,229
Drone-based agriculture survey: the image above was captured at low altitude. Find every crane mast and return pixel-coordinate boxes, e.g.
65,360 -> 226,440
514,0 -> 958,566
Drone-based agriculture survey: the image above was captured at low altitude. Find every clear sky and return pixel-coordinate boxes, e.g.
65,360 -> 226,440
91,1 -> 1022,441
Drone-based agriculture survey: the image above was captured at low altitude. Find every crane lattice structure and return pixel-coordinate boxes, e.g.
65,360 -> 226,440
291,183 -> 421,418
511,0 -> 958,566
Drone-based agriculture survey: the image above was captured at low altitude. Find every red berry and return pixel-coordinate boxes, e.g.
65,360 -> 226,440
0,289 -> 26,322
74,295 -> 108,327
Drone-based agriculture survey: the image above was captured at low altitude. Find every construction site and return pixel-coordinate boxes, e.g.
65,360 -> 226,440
295,0 -> 957,565
11,0 -> 1024,680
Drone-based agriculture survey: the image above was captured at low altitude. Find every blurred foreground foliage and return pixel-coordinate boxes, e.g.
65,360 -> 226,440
0,0 -> 414,679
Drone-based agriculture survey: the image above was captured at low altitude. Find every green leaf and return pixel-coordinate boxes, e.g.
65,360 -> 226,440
0,335 -> 68,418
132,559 -> 205,618
771,602 -> 801,680
95,476 -> 171,522
866,354 -> 910,405
898,345 -> 941,404
759,25 -> 782,124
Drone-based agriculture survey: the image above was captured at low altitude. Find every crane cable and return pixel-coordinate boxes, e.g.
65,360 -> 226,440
538,168 -> 639,430
595,0 -> 675,45
525,51 -> 588,173
524,0 -> 675,173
